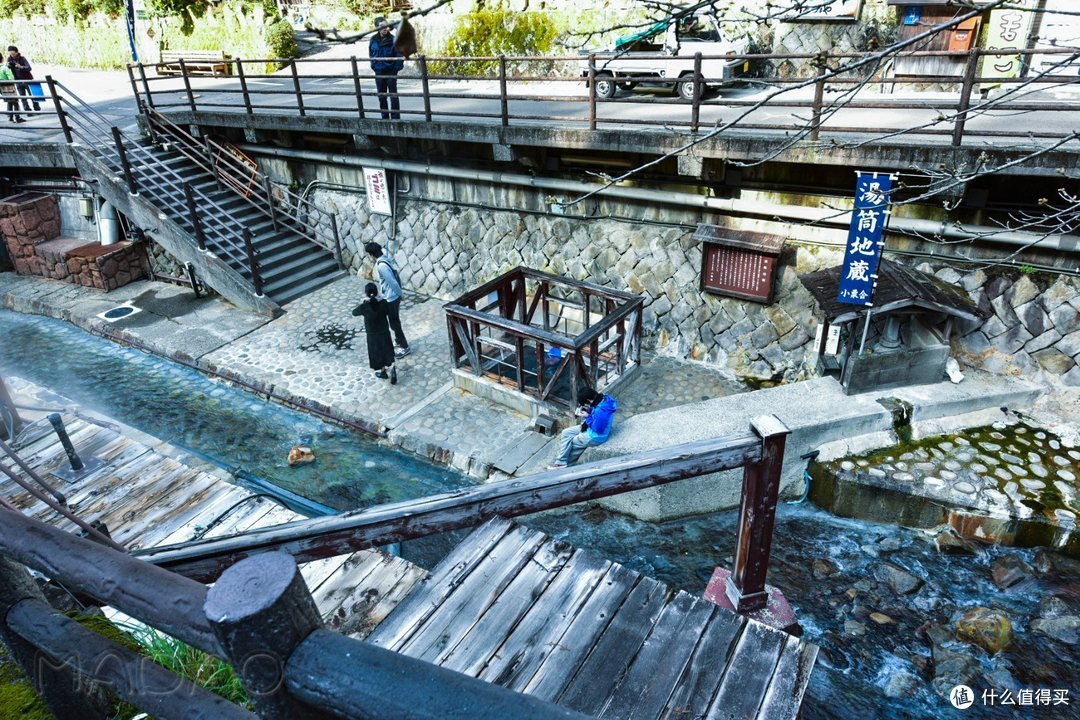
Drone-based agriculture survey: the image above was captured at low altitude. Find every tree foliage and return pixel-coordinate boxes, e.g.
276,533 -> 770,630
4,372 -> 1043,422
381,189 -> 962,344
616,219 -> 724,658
433,6 -> 559,76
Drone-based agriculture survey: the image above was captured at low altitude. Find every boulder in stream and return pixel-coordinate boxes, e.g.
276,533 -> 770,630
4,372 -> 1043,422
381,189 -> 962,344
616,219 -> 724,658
932,528 -> 980,556
1030,615 -> 1080,645
991,553 -> 1033,589
955,607 -> 1014,654
288,445 -> 316,466
873,562 -> 924,595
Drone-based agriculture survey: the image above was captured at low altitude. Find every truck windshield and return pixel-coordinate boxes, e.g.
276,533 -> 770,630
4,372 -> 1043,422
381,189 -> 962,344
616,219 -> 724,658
677,16 -> 721,42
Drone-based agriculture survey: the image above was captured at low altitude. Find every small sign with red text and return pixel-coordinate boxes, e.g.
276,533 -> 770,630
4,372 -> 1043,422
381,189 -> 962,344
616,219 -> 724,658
363,168 -> 392,216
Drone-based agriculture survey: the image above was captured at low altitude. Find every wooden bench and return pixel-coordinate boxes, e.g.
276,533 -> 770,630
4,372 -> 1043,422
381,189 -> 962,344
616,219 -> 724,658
157,50 -> 232,77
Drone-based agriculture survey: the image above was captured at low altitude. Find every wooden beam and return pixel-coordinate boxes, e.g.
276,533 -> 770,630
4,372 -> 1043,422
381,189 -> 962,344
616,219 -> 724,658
447,305 -> 571,349
137,434 -> 764,583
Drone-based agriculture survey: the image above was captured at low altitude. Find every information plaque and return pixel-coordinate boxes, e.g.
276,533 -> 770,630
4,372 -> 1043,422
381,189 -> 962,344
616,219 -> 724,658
694,224 -> 784,304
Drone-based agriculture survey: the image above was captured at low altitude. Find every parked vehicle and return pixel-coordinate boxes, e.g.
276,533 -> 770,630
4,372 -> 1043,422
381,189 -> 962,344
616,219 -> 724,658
581,12 -> 749,100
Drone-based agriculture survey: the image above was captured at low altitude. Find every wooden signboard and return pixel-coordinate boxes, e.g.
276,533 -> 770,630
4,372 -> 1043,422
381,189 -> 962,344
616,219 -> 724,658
694,224 -> 784,304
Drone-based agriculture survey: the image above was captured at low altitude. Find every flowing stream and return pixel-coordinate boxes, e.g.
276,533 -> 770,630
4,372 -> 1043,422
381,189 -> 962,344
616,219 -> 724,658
1,309 -> 1077,719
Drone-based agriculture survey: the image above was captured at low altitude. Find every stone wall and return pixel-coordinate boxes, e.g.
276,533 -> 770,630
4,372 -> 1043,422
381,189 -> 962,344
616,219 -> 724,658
0,192 -> 62,276
765,0 -> 894,77
313,187 -> 824,382
947,267 -> 1080,387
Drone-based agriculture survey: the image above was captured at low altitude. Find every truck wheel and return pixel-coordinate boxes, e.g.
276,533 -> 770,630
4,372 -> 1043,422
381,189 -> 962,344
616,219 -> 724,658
617,81 -> 637,92
594,74 -> 617,100
677,77 -> 698,101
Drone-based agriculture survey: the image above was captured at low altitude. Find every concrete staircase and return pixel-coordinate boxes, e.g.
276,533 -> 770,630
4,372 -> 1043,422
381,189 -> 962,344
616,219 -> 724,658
55,82 -> 342,313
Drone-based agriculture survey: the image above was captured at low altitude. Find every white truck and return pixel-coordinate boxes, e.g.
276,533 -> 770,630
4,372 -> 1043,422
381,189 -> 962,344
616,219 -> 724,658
581,11 -> 749,101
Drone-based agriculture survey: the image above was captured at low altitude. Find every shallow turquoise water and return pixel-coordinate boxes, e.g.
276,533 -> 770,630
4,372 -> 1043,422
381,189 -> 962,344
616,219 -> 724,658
0,310 -> 472,511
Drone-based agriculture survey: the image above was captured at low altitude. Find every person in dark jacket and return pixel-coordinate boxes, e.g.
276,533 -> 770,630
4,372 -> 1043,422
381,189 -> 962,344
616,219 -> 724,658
352,282 -> 398,383
6,46 -> 39,112
368,17 -> 403,120
549,388 -> 618,467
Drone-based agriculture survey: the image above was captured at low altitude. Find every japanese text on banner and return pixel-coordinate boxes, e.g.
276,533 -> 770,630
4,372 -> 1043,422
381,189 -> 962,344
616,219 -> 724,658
837,172 -> 894,306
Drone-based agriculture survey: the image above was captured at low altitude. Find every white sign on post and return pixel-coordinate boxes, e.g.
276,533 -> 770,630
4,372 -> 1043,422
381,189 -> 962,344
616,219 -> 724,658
363,168 -> 392,216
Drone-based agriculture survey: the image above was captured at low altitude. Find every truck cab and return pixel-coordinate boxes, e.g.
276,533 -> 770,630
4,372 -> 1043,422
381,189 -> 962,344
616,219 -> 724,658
583,12 -> 748,100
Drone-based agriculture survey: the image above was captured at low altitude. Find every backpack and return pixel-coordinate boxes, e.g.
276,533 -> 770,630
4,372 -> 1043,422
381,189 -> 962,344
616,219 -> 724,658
378,257 -> 402,288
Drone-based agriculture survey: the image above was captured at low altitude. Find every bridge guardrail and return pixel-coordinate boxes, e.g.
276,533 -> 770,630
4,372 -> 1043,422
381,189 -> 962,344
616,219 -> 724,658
125,47 -> 1080,145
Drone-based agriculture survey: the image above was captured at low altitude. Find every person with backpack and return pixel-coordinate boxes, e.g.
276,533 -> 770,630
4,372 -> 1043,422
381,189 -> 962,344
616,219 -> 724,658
0,62 -> 21,123
364,241 -> 410,357
549,388 -> 618,468
6,46 -> 38,113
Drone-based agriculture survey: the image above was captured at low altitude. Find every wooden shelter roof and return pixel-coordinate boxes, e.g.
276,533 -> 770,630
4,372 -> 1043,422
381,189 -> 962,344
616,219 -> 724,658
799,258 -> 987,325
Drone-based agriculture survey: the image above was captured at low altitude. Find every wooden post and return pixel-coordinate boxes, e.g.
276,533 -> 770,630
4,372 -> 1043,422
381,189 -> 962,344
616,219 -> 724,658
691,52 -> 702,132
725,415 -> 789,613
0,556 -> 111,719
0,376 -> 22,440
419,55 -> 432,122
587,53 -> 597,131
179,58 -> 197,112
236,59 -> 253,114
184,183 -> 207,251
243,228 -> 263,296
351,56 -> 366,120
111,127 -> 137,194
953,47 -> 981,146
810,53 -> 827,141
330,213 -> 343,270
291,60 -> 306,116
499,55 -> 509,126
44,76 -> 72,144
203,552 -> 324,720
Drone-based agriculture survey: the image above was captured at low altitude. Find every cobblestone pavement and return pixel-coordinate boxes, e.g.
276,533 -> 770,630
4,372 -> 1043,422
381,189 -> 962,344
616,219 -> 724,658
617,353 -> 748,419
823,420 -> 1080,544
203,276 -> 452,429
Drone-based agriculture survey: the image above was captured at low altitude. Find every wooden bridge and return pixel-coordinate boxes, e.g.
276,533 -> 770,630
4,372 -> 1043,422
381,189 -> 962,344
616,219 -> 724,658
0,378 -> 816,719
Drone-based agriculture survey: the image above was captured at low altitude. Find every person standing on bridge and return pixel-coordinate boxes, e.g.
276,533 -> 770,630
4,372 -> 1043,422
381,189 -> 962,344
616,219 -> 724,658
6,47 -> 38,113
369,16 -> 403,120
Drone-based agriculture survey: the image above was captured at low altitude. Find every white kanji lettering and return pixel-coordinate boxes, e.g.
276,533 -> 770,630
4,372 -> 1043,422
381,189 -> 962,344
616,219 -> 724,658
850,237 -> 876,256
856,209 -> 880,233
859,181 -> 886,205
846,260 -> 870,282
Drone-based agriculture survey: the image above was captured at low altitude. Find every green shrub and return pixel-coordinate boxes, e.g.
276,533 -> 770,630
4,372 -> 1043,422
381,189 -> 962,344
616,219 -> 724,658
264,17 -> 298,64
431,7 -> 558,77
121,624 -> 249,706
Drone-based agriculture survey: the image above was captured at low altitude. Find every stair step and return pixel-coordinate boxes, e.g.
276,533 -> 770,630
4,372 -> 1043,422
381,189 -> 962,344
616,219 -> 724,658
260,248 -> 338,284
265,269 -> 345,306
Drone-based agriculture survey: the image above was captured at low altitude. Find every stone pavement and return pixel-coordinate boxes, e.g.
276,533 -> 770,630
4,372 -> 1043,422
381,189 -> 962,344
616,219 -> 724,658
0,270 -> 1067,521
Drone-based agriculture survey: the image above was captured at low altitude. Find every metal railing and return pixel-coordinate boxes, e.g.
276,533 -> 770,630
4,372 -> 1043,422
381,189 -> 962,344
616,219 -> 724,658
126,47 -> 1080,146
2,418 -> 790,719
444,267 -> 643,409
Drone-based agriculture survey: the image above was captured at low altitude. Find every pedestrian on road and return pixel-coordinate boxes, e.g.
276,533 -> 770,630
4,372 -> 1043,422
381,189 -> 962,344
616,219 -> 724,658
369,16 -> 403,120
0,63 -> 21,123
549,388 -> 618,468
352,282 -> 398,384
6,46 -> 39,113
365,241 -> 411,358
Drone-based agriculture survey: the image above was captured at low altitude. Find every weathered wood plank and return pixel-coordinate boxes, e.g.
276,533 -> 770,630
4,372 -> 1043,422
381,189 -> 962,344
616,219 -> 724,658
141,433 -> 762,583
555,576 -> 670,716
756,636 -> 819,720
704,619 -> 787,720
313,550 -> 388,622
479,550 -> 612,690
492,432 -> 552,475
600,592 -> 716,720
521,563 -> 640,701
400,526 -> 548,664
439,536 -> 575,676
369,517 -> 515,651
659,610 -> 746,720
137,485 -> 253,548
198,496 -> 280,540
345,559 -> 429,639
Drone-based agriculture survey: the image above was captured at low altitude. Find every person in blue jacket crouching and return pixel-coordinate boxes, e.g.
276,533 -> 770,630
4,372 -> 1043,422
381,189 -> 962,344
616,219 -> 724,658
549,388 -> 617,468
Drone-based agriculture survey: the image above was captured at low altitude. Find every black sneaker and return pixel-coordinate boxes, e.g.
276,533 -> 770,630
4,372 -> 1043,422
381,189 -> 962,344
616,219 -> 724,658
374,370 -> 389,379
394,346 -> 411,358
15,117 -> 25,123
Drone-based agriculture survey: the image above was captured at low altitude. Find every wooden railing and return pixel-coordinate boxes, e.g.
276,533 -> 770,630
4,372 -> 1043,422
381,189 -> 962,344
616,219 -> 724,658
125,47 -> 1080,146
444,267 -> 643,409
1,418 -> 789,718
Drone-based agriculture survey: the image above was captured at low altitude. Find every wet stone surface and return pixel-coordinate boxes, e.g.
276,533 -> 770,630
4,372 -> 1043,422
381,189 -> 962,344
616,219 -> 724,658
816,420 -> 1080,551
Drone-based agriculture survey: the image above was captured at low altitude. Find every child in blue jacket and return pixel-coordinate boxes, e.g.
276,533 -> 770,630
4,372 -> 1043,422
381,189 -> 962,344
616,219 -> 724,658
550,388 -> 618,467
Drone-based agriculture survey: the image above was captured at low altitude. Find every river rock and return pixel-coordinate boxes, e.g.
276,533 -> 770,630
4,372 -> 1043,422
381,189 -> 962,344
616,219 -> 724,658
844,620 -> 867,636
870,612 -> 896,625
813,557 -> 840,579
933,528 -> 980,556
883,671 -> 920,698
991,554 -> 1033,589
955,607 -> 1014,654
287,445 -> 316,466
1039,596 -> 1071,618
873,562 -> 924,595
1030,615 -> 1080,644
1034,549 -> 1080,579
930,646 -> 980,700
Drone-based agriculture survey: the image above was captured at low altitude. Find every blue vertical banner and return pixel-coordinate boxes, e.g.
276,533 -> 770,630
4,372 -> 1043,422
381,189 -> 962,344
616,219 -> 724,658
837,171 -> 895,306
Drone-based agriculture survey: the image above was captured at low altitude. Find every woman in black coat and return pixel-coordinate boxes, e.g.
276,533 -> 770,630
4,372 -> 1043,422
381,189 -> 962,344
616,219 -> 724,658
352,282 -> 398,383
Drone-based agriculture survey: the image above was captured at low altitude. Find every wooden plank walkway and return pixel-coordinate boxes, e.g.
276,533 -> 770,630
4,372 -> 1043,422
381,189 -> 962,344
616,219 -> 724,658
368,516 -> 817,720
1,378 -> 427,633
